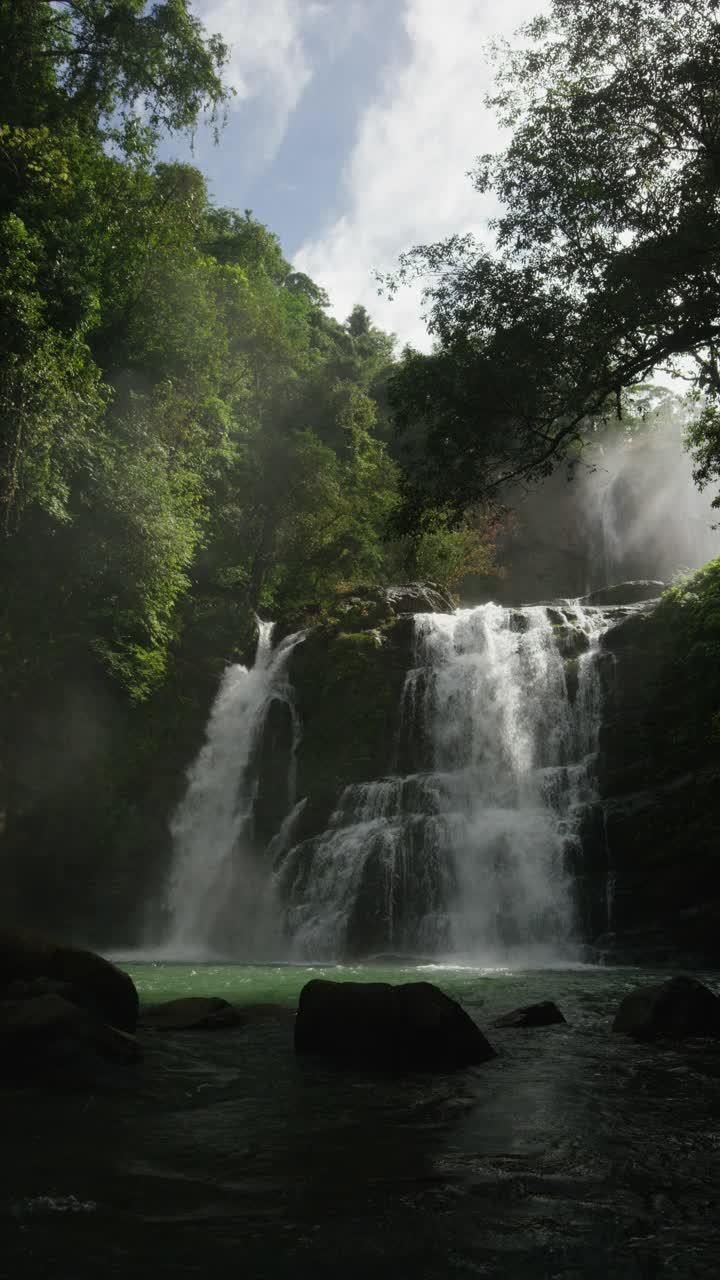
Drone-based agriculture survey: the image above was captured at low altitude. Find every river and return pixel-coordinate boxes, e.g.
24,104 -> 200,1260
3,962 -> 720,1279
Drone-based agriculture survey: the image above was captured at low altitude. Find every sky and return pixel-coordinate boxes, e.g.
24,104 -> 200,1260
161,0 -> 545,350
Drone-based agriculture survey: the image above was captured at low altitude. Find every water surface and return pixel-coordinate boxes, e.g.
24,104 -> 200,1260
3,964 -> 719,1279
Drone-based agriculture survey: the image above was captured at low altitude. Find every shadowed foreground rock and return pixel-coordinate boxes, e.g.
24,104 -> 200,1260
295,979 -> 495,1070
491,1000 -> 566,1029
612,975 -> 720,1039
0,928 -> 138,1032
0,992 -> 141,1086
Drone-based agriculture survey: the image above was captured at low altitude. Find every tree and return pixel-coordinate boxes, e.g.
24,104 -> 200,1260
0,1 -> 231,701
0,1 -> 229,133
386,0 -> 720,514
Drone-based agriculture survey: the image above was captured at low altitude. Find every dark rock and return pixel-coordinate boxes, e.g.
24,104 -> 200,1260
581,581 -> 666,606
277,583 -> 454,648
594,579 -> 720,965
564,657 -> 579,705
612,976 -> 720,1039
572,804 -> 613,942
553,624 -> 590,660
0,993 -> 141,1084
508,609 -> 532,633
343,838 -> 452,959
287,619 -> 417,844
5,977 -> 78,1002
545,607 -> 570,626
139,996 -> 244,1030
342,583 -> 455,620
0,929 -> 138,1032
491,1000 -> 566,1029
294,978 -> 496,1069
252,694 -> 296,846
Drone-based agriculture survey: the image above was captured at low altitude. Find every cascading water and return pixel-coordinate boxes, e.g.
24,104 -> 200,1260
278,602 -> 610,963
165,623 -> 303,957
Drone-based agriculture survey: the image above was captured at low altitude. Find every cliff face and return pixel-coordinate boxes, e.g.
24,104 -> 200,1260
597,570 -> 720,964
5,564 -> 719,964
283,574 -> 720,966
282,585 -> 454,849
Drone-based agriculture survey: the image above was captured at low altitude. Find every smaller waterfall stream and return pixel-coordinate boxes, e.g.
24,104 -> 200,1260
166,623 -> 303,957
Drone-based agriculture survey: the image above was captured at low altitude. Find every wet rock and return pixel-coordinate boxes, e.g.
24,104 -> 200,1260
0,993 -> 141,1085
508,610 -> 532,633
277,583 -> 454,646
294,978 -> 496,1070
612,975 -> 720,1039
491,1000 -> 566,1028
252,694 -> 296,846
344,583 -> 455,620
0,928 -> 138,1032
139,996 -> 245,1030
545,607 -> 570,626
329,584 -> 455,633
287,620 -> 418,845
554,625 -> 591,660
5,976 -> 80,1002
581,581 -> 666,606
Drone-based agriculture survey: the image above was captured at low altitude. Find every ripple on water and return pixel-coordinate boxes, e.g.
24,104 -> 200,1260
3,963 -> 720,1279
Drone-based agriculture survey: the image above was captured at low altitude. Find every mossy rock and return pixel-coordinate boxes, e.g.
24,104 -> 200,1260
596,559 -> 720,962
289,618 -> 414,838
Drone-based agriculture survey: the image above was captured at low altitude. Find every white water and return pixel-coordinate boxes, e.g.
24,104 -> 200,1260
165,623 -> 302,957
279,603 -> 610,963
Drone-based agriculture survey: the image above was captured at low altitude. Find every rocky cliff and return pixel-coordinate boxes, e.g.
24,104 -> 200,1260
596,563 -> 720,964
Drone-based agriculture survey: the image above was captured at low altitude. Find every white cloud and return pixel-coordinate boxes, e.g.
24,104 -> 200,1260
293,0 -> 545,349
194,0 -> 323,173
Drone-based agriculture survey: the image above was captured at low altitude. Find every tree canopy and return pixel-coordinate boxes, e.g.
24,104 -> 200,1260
386,0 -> 720,515
0,0 -> 497,715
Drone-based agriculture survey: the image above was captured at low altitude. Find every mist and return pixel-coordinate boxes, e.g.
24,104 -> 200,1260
472,392 -> 720,606
579,394 -> 720,591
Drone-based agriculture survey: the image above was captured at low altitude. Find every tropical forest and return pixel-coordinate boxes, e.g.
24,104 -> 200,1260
3,3 -> 720,1278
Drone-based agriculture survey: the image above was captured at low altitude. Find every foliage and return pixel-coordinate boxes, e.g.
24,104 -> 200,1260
0,1 -> 230,134
662,557 -> 720,670
385,0 -> 720,514
1,0 -> 462,718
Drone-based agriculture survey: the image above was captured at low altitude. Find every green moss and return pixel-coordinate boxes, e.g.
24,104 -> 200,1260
289,618 -> 413,834
602,557 -> 720,790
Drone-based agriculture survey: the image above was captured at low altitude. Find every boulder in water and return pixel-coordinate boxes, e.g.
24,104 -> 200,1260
139,996 -> 245,1030
294,978 -> 495,1069
612,975 -> 720,1039
491,1000 -> 566,1029
581,581 -> 666,606
0,929 -> 138,1032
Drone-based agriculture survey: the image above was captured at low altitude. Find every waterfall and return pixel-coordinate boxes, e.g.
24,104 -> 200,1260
278,603 -> 609,964
582,415 -> 720,588
165,623 -> 303,958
